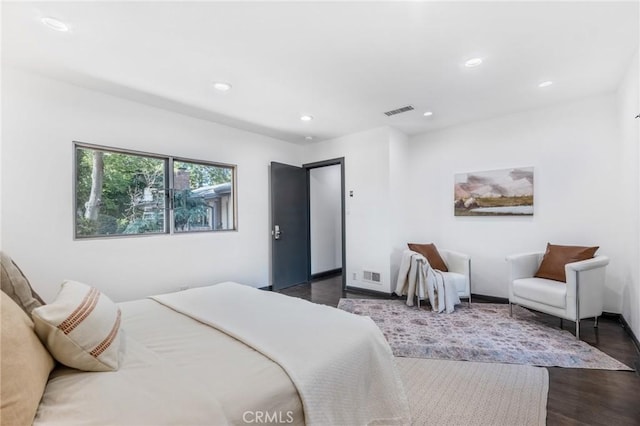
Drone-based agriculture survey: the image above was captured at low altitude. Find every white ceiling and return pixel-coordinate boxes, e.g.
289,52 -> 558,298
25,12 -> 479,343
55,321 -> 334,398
3,1 -> 639,144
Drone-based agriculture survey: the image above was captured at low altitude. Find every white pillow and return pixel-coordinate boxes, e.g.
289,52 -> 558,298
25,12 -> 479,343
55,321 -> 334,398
32,280 -> 123,372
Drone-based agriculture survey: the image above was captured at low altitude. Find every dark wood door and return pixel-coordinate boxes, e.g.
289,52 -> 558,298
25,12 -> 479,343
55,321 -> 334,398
270,162 -> 309,290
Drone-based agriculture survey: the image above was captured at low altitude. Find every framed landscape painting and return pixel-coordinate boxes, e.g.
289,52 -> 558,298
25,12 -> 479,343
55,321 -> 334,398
454,167 -> 534,216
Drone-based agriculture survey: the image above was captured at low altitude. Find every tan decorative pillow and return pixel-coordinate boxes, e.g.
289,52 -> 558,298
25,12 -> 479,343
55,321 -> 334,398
32,280 -> 123,372
1,251 -> 45,314
535,243 -> 599,282
1,292 -> 55,426
407,243 -> 449,272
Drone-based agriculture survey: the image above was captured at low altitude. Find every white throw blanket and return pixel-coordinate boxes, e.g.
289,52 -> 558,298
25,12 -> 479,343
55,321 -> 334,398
425,267 -> 460,314
395,249 -> 460,313
151,282 -> 410,426
394,249 -> 427,306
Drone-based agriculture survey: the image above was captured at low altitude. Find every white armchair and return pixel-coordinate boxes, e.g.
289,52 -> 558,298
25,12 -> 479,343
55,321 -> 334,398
438,249 -> 471,303
506,252 -> 609,339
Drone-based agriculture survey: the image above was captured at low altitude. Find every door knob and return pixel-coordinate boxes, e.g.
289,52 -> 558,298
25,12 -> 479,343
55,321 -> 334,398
274,225 -> 281,240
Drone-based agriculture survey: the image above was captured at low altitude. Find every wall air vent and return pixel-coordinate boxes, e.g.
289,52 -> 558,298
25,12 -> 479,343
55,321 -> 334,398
384,105 -> 414,117
363,270 -> 382,283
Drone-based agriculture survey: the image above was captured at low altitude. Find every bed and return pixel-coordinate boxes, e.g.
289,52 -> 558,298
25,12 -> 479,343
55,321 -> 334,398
1,253 -> 410,426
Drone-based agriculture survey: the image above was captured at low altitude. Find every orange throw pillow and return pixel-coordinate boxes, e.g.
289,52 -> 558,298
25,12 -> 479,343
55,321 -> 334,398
407,243 -> 449,272
534,243 -> 599,282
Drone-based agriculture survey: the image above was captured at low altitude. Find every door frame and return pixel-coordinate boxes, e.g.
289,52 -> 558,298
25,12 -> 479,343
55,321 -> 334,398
303,157 -> 346,290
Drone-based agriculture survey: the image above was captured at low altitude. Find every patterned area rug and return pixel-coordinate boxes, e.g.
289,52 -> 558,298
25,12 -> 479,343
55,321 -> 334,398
337,299 -> 631,370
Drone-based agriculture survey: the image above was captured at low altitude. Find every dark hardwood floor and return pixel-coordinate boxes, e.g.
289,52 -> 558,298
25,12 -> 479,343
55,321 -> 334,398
279,275 -> 640,426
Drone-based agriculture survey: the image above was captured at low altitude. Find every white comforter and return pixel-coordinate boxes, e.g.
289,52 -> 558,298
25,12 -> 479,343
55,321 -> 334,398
36,295 -> 304,425
152,282 -> 410,426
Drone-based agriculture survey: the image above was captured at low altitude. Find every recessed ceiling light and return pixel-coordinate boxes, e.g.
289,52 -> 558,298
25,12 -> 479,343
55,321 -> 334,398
464,57 -> 483,68
423,111 -> 434,117
305,136 -> 313,141
213,82 -> 232,92
41,17 -> 69,32
538,81 -> 553,88
300,115 -> 313,122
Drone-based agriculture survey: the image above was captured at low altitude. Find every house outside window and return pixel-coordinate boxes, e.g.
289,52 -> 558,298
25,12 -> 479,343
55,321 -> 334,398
74,142 -> 237,239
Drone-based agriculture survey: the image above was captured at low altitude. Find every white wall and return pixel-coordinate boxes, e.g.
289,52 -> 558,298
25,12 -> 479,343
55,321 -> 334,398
388,128 -> 411,288
617,49 -> 640,336
304,127 -> 393,292
4,64 -> 636,332
1,68 -> 302,302
309,165 -> 342,274
407,94 -> 627,313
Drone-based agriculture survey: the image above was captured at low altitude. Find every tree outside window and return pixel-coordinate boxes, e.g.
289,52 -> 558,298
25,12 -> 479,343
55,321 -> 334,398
75,143 -> 236,238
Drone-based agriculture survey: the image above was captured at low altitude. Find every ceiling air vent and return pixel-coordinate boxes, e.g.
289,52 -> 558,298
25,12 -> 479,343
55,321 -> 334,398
384,105 -> 414,117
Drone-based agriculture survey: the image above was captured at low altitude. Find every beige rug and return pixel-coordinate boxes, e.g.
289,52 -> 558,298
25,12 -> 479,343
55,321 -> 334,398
397,357 -> 548,426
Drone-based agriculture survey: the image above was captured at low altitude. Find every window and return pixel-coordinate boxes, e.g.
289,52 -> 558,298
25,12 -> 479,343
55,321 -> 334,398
74,143 -> 236,238
172,160 -> 234,232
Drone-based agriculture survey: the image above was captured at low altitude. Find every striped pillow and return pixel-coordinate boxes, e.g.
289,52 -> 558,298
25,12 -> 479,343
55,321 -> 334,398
32,280 -> 122,372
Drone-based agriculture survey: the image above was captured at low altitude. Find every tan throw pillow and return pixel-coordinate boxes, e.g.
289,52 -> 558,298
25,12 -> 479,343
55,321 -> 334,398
1,291 -> 55,426
534,243 -> 599,282
32,280 -> 123,372
1,251 -> 45,314
407,243 -> 449,272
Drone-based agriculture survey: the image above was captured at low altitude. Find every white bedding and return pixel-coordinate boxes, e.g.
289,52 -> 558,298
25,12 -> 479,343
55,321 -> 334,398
35,282 -> 409,425
151,282 -> 410,426
36,296 -> 304,425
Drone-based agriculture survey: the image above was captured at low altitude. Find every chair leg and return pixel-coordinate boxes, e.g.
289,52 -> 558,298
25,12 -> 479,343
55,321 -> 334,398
576,318 -> 580,340
509,302 -> 513,317
560,318 -> 563,329
594,316 -> 599,328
